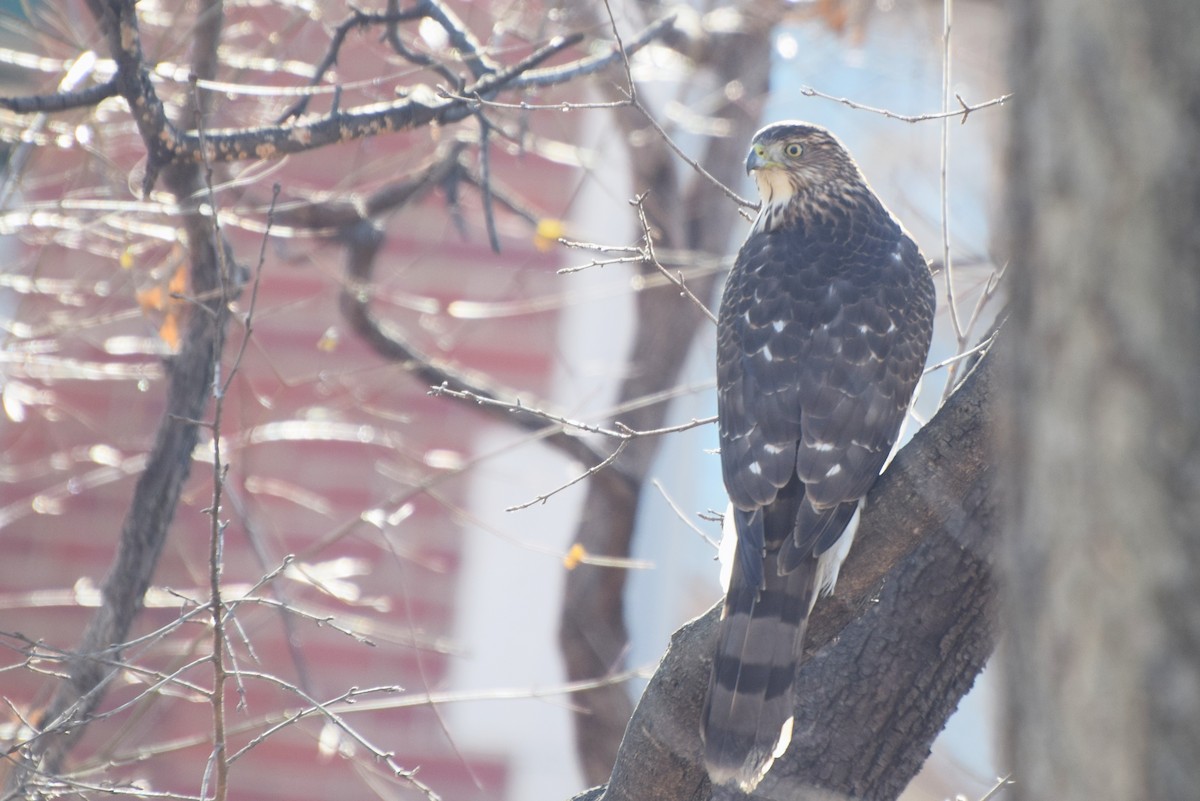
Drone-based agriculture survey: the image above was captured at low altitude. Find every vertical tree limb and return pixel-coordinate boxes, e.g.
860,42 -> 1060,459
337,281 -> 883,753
3,2 -> 235,794
1001,1 -> 1200,799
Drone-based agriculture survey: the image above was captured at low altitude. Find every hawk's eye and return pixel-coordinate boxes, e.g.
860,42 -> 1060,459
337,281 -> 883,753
784,143 -> 803,158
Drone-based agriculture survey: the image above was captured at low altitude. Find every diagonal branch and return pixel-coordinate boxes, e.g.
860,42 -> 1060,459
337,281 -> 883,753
285,147 -> 618,475
576,351 -> 998,801
0,79 -> 117,113
44,1 -> 676,194
277,7 -> 427,122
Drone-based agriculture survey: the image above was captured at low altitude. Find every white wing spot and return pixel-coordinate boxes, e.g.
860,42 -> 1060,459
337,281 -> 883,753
858,324 -> 869,334
891,249 -> 903,263
772,320 -> 786,333
824,464 -> 843,478
761,344 -> 774,360
764,443 -> 787,455
886,322 -> 897,333
748,462 -> 763,476
811,441 -> 835,452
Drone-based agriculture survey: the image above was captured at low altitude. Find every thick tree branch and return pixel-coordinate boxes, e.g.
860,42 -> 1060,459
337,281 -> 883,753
15,2 -> 676,195
269,145 -> 619,475
0,79 -> 117,113
572,351 -> 998,801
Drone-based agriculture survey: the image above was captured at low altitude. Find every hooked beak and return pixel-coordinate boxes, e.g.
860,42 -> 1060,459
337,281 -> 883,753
745,145 -> 770,175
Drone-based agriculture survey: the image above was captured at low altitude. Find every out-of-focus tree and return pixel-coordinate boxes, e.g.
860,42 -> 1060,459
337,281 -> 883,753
1002,0 -> 1200,799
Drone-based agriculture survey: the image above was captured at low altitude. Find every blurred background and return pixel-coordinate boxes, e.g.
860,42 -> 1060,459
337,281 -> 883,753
0,1 -> 1008,799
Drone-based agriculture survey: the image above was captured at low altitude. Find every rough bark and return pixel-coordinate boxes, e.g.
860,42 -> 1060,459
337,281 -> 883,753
1001,1 -> 1200,799
571,351 -> 999,801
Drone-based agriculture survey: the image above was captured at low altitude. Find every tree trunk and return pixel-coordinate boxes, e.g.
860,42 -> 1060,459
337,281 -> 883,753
1001,1 -> 1200,799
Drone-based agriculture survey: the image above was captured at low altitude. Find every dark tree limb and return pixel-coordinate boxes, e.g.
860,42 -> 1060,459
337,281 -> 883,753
268,145 -> 617,474
23,1 -> 676,195
571,351 -> 998,801
385,0 -> 463,91
4,3 -> 237,794
0,79 -> 117,113
277,7 -> 427,123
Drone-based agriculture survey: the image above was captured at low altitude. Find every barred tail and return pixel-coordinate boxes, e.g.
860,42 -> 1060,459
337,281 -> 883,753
701,549 -> 818,791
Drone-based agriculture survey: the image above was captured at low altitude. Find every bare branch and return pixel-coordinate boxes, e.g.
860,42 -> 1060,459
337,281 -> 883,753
277,7 -> 426,122
506,441 -> 630,512
0,78 -> 117,113
57,1 -> 668,194
419,0 -> 498,79
476,114 -> 502,253
427,384 -> 715,440
632,96 -> 757,211
939,0 -> 966,347
385,0 -> 462,88
632,193 -> 719,325
800,85 -> 1012,124
508,15 -> 676,90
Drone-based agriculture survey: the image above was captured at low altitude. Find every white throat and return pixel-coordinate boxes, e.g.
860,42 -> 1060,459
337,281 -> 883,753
752,169 -> 798,233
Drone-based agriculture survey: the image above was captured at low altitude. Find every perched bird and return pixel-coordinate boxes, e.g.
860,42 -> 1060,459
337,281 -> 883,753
701,122 -> 936,791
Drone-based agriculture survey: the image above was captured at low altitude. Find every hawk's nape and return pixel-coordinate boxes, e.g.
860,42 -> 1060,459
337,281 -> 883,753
701,122 -> 936,792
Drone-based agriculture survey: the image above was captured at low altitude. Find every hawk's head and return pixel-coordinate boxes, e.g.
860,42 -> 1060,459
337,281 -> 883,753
745,122 -> 865,227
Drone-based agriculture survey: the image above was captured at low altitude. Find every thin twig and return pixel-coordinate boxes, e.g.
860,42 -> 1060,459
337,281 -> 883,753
510,14 -> 675,91
556,254 -> 646,274
226,686 -> 400,764
476,114 -> 501,253
633,96 -> 756,210
192,70 -> 233,801
601,0 -> 636,103
923,327 -> 998,375
96,667 -> 646,772
506,441 -> 630,511
800,85 -> 1012,124
979,774 -> 1015,801
223,671 -> 440,800
944,262 -> 1007,395
427,383 -> 714,440
632,193 -> 718,324
436,91 -> 630,112
651,479 -> 719,549
940,0 -> 965,347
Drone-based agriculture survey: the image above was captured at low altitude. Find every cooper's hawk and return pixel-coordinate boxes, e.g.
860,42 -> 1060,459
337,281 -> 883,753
701,122 -> 936,791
